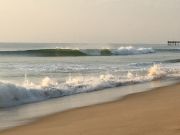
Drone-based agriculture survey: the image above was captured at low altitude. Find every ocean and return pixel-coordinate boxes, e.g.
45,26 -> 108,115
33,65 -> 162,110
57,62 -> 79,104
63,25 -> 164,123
0,43 -> 179,130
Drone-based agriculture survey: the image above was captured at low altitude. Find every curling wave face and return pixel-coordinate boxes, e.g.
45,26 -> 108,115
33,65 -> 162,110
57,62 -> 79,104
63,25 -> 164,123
0,46 -> 155,56
0,64 -> 179,108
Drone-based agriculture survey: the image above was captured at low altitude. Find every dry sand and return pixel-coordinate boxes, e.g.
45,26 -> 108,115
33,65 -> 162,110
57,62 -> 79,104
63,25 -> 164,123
1,83 -> 180,135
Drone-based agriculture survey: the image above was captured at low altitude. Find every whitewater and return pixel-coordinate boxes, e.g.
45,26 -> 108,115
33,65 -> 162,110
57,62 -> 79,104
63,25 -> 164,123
0,64 -> 179,108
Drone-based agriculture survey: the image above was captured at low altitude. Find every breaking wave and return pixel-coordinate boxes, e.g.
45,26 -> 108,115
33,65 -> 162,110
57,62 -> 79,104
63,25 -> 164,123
0,64 -> 179,108
111,46 -> 155,55
0,46 -> 155,56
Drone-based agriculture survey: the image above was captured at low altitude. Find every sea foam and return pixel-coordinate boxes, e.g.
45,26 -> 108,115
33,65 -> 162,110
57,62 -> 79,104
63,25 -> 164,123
111,46 -> 155,55
0,64 -> 179,108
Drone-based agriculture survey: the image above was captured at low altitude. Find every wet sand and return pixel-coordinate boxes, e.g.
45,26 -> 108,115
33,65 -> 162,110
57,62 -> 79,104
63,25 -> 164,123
1,83 -> 180,135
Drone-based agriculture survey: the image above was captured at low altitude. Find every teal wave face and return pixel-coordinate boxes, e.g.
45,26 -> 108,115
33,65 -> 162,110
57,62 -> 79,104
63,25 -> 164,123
25,49 -> 87,56
0,49 -> 87,56
100,49 -> 112,56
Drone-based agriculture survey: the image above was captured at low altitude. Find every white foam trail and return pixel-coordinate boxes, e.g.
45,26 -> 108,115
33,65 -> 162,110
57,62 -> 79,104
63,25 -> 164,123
111,46 -> 155,55
0,64 -> 179,108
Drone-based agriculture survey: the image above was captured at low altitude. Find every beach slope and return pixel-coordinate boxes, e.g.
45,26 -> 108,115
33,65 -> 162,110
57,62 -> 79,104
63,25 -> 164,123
1,83 -> 180,135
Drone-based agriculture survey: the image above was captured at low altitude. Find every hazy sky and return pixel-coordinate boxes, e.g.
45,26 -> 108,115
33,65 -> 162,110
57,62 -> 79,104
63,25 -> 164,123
0,0 -> 180,43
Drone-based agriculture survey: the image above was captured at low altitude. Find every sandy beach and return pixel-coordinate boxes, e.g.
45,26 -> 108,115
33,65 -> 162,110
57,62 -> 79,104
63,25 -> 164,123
1,83 -> 180,135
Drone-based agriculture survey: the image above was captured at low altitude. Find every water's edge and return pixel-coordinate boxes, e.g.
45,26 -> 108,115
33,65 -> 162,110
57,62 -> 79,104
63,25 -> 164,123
0,79 -> 178,131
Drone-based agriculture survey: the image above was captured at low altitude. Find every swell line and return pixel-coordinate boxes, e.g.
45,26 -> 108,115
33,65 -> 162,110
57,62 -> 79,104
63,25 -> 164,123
0,46 -> 155,56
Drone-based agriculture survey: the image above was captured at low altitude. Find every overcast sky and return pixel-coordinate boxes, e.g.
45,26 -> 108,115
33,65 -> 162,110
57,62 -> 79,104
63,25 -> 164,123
0,0 -> 180,43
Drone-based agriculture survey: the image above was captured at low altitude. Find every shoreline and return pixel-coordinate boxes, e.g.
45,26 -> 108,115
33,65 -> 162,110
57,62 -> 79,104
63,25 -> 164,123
1,83 -> 180,135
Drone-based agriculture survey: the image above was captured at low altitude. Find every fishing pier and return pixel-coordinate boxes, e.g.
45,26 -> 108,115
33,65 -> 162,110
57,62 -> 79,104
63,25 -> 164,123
168,41 -> 180,46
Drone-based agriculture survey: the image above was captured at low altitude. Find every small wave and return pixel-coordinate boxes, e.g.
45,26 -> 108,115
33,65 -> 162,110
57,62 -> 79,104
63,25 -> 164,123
155,48 -> 180,53
0,64 -> 179,108
0,46 -> 155,57
163,59 -> 180,63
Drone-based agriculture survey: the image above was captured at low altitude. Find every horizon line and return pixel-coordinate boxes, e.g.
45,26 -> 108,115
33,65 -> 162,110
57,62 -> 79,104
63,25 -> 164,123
0,41 -> 166,45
